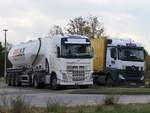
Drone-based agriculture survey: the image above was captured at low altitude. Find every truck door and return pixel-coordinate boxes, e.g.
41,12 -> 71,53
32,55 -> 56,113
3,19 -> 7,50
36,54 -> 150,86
106,47 -> 117,69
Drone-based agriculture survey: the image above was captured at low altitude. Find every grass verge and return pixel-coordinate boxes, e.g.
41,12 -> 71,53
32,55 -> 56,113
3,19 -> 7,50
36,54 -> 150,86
68,87 -> 150,95
0,94 -> 150,113
0,96 -> 150,113
2,102 -> 150,113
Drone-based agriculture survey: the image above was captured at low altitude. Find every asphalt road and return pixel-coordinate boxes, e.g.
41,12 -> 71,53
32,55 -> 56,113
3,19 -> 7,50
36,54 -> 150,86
0,87 -> 150,107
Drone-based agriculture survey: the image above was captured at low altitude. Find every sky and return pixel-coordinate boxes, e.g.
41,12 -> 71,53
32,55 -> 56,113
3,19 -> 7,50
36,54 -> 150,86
0,0 -> 150,52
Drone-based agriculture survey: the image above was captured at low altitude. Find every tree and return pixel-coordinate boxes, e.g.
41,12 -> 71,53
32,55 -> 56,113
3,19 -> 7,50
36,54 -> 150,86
48,25 -> 64,36
66,16 -> 105,38
0,42 -> 12,76
88,16 -> 104,38
0,42 -> 4,76
66,16 -> 90,36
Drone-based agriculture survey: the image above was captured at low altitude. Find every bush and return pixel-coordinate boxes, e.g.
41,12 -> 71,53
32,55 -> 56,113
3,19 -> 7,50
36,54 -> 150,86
103,95 -> 119,105
46,98 -> 65,113
76,105 -> 85,113
10,96 -> 31,113
0,92 -> 9,112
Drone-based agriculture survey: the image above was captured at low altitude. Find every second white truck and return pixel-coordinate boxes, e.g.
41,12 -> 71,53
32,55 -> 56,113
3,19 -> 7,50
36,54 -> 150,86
6,35 -> 93,89
91,37 -> 145,86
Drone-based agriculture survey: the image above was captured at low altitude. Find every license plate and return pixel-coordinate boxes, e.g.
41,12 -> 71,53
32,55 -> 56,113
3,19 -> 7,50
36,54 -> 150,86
75,81 -> 83,84
72,77 -> 84,81
130,82 -> 137,85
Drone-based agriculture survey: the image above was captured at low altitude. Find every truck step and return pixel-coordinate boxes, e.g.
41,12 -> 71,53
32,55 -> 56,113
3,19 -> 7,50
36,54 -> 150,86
20,74 -> 30,84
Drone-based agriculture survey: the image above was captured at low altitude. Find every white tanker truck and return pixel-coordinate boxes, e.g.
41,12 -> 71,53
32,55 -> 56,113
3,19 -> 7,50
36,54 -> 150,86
6,35 -> 93,89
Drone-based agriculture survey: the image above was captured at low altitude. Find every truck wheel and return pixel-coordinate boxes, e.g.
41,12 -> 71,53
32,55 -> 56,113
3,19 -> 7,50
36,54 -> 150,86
79,85 -> 89,89
8,75 -> 11,86
11,75 -> 16,86
106,77 -> 114,86
14,75 -> 18,86
51,76 -> 59,90
29,76 -> 33,87
10,75 -> 15,86
15,77 -> 21,87
6,76 -> 8,84
16,81 -> 21,87
33,77 -> 44,88
33,78 -> 39,88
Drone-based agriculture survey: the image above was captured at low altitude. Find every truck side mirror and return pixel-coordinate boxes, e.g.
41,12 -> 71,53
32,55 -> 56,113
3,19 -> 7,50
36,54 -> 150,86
57,47 -> 60,58
111,48 -> 117,60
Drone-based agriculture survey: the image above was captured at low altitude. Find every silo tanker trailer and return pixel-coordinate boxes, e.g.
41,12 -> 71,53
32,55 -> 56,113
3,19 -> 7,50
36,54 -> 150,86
6,35 -> 93,89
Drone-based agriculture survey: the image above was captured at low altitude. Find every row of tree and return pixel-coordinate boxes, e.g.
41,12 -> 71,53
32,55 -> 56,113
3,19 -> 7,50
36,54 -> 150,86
0,42 -> 12,76
49,16 -> 105,38
0,16 -> 105,76
0,42 -> 4,76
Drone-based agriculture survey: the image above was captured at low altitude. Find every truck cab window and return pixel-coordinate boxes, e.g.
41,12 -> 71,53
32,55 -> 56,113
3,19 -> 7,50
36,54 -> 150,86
61,44 -> 93,58
111,48 -> 117,59
118,48 -> 144,61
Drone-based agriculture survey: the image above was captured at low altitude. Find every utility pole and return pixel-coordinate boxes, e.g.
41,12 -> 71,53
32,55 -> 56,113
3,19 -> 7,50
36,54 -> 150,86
3,29 -> 8,78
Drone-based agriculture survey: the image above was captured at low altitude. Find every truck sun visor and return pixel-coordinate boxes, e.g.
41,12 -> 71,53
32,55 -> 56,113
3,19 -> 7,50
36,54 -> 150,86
65,38 -> 90,44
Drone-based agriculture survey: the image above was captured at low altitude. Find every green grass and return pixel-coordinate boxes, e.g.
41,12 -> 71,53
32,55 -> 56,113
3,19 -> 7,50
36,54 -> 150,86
68,86 -> 150,95
44,104 -> 150,113
1,94 -> 150,113
93,104 -> 150,113
2,104 -> 150,113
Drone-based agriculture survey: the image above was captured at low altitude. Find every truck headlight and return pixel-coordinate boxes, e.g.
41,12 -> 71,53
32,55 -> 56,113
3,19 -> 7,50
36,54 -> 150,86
86,73 -> 93,81
140,76 -> 144,81
119,74 -> 125,80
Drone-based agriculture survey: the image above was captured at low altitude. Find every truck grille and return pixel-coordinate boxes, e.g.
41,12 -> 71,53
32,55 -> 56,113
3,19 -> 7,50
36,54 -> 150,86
121,66 -> 143,81
126,66 -> 139,71
67,65 -> 85,81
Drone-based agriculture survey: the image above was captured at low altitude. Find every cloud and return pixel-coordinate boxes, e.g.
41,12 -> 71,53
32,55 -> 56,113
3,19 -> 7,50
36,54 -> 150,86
0,1 -> 67,44
0,0 -> 149,53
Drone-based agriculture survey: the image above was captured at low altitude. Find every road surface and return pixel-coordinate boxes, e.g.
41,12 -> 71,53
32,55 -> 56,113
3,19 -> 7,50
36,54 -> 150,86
0,87 -> 150,107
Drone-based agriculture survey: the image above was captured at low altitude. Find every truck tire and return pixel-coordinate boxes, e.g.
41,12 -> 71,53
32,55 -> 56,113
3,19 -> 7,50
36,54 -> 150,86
16,81 -> 21,87
79,85 -> 89,89
33,78 -> 39,88
6,76 -> 8,84
14,75 -> 21,87
29,76 -> 33,87
33,77 -> 45,88
8,75 -> 11,86
51,76 -> 59,90
11,75 -> 16,86
10,74 -> 15,86
13,74 -> 18,86
106,76 -> 114,86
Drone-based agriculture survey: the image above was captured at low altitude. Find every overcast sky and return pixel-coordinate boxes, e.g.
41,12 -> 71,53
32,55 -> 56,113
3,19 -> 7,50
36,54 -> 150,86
0,0 -> 150,52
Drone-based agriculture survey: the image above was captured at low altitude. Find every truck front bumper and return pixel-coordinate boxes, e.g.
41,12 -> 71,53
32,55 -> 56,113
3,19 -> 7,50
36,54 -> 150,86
107,68 -> 145,85
58,79 -> 93,86
118,70 -> 144,82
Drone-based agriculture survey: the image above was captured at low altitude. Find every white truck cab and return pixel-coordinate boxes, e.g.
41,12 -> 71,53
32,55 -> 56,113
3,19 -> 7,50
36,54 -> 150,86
106,38 -> 145,85
50,35 -> 93,87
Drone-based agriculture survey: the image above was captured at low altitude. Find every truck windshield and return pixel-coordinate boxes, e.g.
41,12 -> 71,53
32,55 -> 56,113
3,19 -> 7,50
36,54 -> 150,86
61,44 -> 93,58
118,48 -> 144,62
